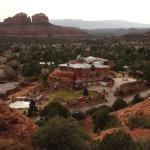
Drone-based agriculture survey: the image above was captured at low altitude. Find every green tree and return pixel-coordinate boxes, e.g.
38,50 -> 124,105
40,72 -> 49,86
40,102 -> 70,118
82,87 -> 89,96
100,130 -> 139,150
128,115 -> 150,129
143,62 -> 150,81
28,100 -> 38,117
23,61 -> 41,77
32,117 -> 91,150
111,98 -> 128,111
130,94 -> 143,105
92,107 -> 110,132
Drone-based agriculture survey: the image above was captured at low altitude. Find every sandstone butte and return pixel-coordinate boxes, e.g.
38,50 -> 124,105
0,12 -> 89,39
95,99 -> 150,141
0,101 -> 38,149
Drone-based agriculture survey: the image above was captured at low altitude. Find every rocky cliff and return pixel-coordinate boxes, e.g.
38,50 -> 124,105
0,13 -> 89,39
0,101 -> 38,149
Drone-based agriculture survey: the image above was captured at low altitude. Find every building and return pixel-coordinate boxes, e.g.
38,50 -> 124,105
49,56 -> 111,88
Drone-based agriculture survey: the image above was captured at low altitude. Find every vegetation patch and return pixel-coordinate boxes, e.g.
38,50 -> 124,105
45,89 -> 96,106
111,98 -> 128,111
99,130 -> 139,150
91,106 -> 120,132
129,94 -> 144,105
128,115 -> 150,129
32,117 -> 91,150
40,102 -> 71,119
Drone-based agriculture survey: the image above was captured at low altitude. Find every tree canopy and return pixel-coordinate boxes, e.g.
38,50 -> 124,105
32,117 -> 91,150
40,102 -> 71,118
111,98 -> 128,111
100,130 -> 139,150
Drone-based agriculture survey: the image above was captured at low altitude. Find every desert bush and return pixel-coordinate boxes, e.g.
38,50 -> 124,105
92,107 -> 119,132
72,111 -> 86,120
128,115 -> 150,129
130,94 -> 143,105
32,117 -> 91,150
111,98 -> 128,111
100,130 -> 139,150
40,102 -> 71,118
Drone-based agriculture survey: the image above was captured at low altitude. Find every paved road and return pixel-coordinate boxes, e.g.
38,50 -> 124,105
70,89 -> 150,113
70,78 -> 150,113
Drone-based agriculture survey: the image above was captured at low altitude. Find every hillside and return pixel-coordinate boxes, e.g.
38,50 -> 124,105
96,99 -> 150,140
0,101 -> 38,149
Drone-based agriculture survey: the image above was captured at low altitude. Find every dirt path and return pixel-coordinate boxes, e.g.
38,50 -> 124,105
8,82 -> 40,99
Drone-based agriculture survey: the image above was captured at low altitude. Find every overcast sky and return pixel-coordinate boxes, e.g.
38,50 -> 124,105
0,0 -> 150,23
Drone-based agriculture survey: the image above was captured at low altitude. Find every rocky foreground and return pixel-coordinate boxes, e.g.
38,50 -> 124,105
0,101 -> 38,149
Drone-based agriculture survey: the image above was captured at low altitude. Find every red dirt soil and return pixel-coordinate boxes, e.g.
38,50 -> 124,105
83,99 -> 150,140
0,101 -> 38,149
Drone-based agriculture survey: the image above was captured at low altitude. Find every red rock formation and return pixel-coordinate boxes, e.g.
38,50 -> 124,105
0,101 -> 38,149
4,12 -> 31,25
0,13 -> 89,39
32,13 -> 49,24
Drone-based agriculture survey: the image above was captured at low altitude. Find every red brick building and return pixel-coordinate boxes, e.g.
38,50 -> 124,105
49,56 -> 111,88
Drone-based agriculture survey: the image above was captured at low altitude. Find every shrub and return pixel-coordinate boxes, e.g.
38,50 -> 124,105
82,87 -> 89,96
87,105 -> 110,116
72,111 -> 86,120
40,102 -> 71,118
130,94 -> 143,105
86,107 -> 98,116
100,130 -> 138,150
111,98 -> 128,111
128,115 -> 150,129
36,119 -> 48,127
32,117 -> 91,150
92,108 -> 109,132
92,106 -> 117,132
105,115 -> 120,129
28,100 -> 38,117
136,139 -> 150,150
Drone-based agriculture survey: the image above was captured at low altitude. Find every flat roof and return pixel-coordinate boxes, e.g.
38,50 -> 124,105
59,62 -> 109,69
93,61 -> 110,68
59,56 -> 109,69
84,56 -> 108,63
0,82 -> 18,94
59,63 -> 91,69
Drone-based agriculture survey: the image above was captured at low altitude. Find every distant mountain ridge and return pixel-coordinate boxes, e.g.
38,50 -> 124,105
51,19 -> 150,29
86,28 -> 150,37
